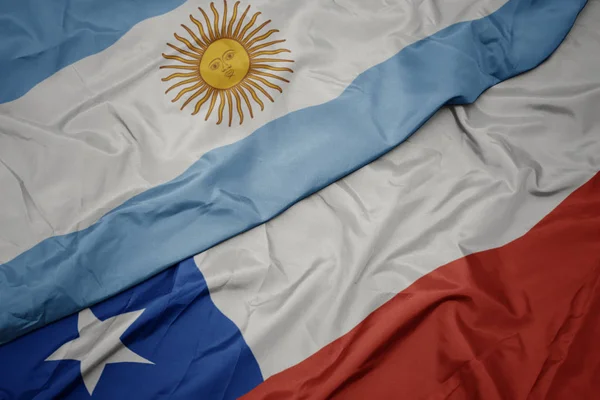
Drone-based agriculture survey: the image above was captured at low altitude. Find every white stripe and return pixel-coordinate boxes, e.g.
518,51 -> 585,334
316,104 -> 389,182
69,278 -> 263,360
194,1 -> 600,379
0,0 -> 507,263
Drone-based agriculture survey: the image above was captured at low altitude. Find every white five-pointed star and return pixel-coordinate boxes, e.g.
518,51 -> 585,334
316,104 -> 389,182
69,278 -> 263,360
46,308 -> 153,395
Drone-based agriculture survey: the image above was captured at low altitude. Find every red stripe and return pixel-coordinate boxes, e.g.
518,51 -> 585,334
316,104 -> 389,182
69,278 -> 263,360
243,173 -> 600,399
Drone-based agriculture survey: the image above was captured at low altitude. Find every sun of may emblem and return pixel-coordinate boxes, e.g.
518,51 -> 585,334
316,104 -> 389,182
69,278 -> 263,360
160,0 -> 294,126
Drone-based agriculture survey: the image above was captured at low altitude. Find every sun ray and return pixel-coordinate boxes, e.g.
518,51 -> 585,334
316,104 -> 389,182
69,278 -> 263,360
232,88 -> 244,124
233,5 -> 251,38
248,74 -> 283,95
161,71 -> 199,82
249,75 -> 283,93
226,90 -> 234,126
205,90 -> 219,120
247,79 -> 275,102
199,7 -> 216,42
239,12 -> 261,40
227,1 -> 240,37
181,87 -> 209,110
162,54 -> 197,65
251,49 -> 291,57
160,65 -> 198,71
243,20 -> 270,44
171,81 -> 206,103
251,64 -> 294,73
249,40 -> 286,53
252,57 -> 294,63
174,33 -> 204,55
165,76 -> 199,94
216,91 -> 226,124
190,14 -> 211,44
167,43 -> 202,59
221,0 -> 228,38
250,70 -> 290,83
241,82 -> 265,110
181,24 -> 207,50
236,86 -> 254,118
245,29 -> 278,48
192,88 -> 215,115
210,3 -> 221,39
180,86 -> 208,110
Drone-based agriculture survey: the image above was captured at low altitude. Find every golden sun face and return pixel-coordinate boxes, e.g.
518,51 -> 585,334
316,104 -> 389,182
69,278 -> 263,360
200,39 -> 249,89
160,0 -> 294,126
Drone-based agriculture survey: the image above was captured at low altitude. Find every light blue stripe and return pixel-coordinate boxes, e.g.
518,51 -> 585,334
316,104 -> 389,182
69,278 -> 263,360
0,0 -> 587,344
0,0 -> 186,103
